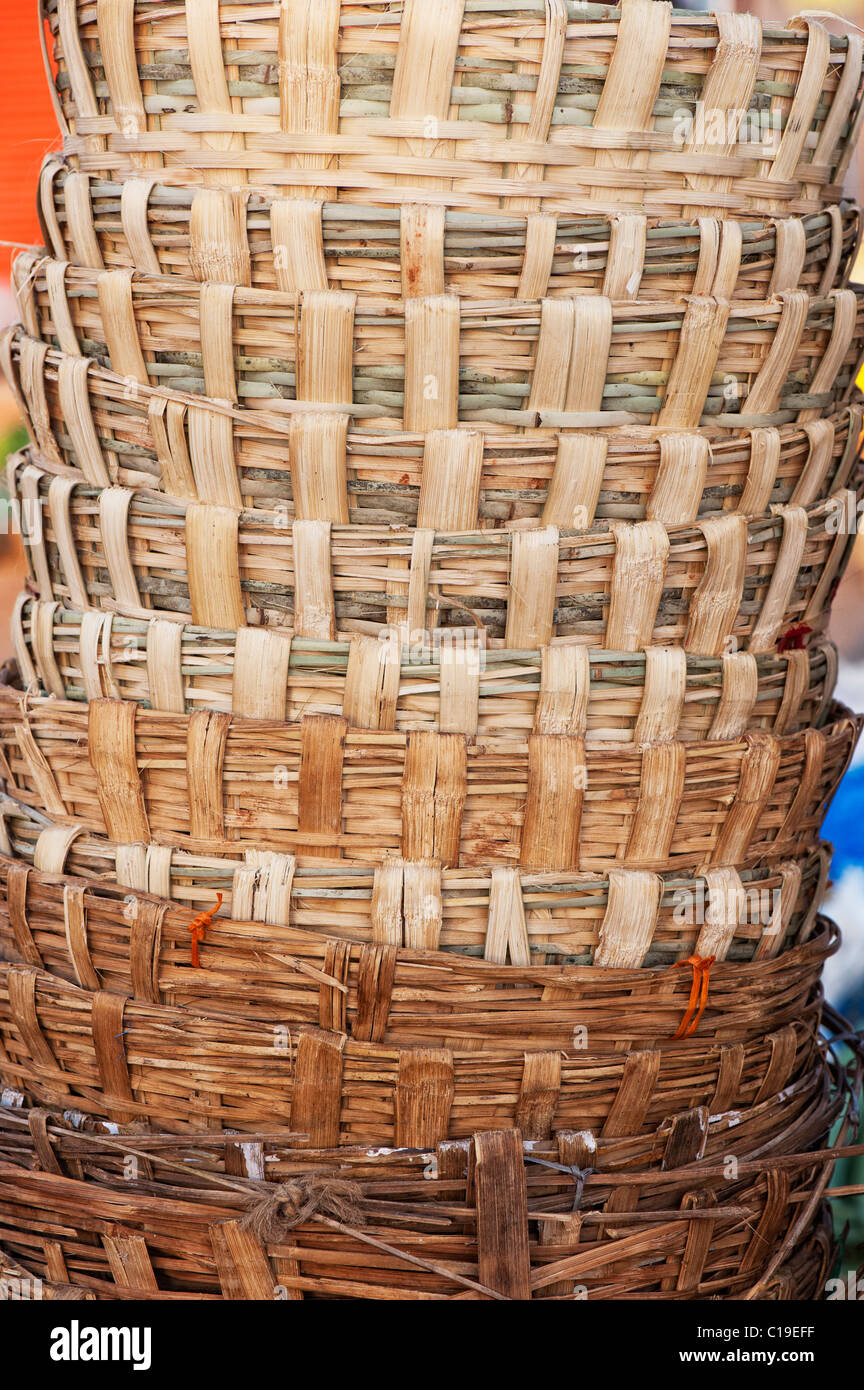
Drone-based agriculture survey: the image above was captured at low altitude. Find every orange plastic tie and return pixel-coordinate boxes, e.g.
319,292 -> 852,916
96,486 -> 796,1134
188,893 -> 223,968
671,954 -> 715,1040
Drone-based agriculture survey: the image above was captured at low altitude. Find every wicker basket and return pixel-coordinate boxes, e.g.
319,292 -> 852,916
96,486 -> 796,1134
38,160 -> 864,303
0,796 -> 832,965
42,2 -> 864,220
10,453 -> 860,651
0,688 -> 857,871
0,927 -> 830,1135
6,329 -> 862,528
0,1062 -> 851,1299
11,596 -> 840,741
40,161 -> 864,304
13,255 -> 864,441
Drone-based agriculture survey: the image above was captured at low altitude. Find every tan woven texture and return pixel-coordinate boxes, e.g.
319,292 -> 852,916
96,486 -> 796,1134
8,449 -> 862,648
0,0 -> 862,1302
38,162 -> 864,300
0,796 -> 833,964
42,3 -> 864,219
6,329 -> 862,525
11,596 -> 840,739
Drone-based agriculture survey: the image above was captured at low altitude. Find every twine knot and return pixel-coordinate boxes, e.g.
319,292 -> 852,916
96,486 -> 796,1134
240,1172 -> 366,1242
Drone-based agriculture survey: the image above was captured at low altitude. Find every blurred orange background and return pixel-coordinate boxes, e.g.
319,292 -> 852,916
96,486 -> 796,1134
0,9 -> 58,656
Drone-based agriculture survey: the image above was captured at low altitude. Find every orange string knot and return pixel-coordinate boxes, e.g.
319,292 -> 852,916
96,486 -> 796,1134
188,893 -> 223,968
670,954 -> 716,1040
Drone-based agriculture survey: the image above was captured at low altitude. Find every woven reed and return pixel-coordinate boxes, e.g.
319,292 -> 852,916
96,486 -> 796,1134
0,1059 -> 851,1299
10,451 -> 861,650
39,162 -> 864,302
0,925 -> 831,1135
0,687 -> 857,871
13,256 -> 864,437
6,330 -> 861,527
11,596 -> 839,742
42,2 -> 864,220
0,795 -> 832,966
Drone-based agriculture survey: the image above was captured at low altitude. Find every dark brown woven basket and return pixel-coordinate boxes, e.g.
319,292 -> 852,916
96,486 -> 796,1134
0,1064 -> 851,1299
0,920 -> 833,1137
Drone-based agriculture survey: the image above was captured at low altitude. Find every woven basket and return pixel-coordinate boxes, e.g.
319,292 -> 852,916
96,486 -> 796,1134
11,596 -> 840,742
0,688 -> 857,872
38,160 -> 864,303
13,256 -> 864,441
0,796 -> 832,966
42,2 -> 864,220
0,1064 -> 850,1299
0,847 -> 832,1012
0,933 -> 829,1135
10,453 -> 860,651
6,332 -> 863,531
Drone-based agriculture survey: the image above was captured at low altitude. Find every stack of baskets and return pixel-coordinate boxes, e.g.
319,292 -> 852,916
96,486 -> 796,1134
0,0 -> 862,1300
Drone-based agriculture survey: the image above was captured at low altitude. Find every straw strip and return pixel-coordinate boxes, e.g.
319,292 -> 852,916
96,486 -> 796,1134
58,358 -> 110,487
746,292 -> 810,416
343,632 -> 401,732
402,732 -> 466,868
293,520 -> 336,641
149,398 -> 197,501
270,201 -> 328,295
635,648 -> 686,746
521,735 -> 585,872
298,291 -> 356,407
607,522 -> 669,652
659,297 -> 730,429
400,205 -> 446,300
187,405 -> 242,508
626,743 -> 686,866
97,270 -> 148,385
506,527 -> 558,649
233,629 -> 292,722
186,504 -> 246,630
144,620 -> 182,717
749,507 -> 809,654
289,414 -> 349,525
49,476 -> 89,612
647,435 -> 710,527
120,177 -> 160,277
404,296 -> 460,432
87,699 -> 149,843
190,191 -> 251,287
594,870 -> 663,969
543,435 -> 608,530
687,516 -> 748,658
187,710 -> 231,843
98,488 -> 140,612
